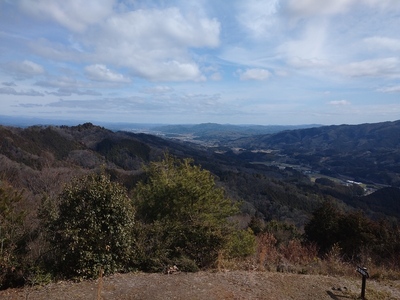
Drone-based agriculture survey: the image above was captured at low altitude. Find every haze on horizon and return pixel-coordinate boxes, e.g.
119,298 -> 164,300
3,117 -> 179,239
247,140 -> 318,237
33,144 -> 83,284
1,0 -> 400,126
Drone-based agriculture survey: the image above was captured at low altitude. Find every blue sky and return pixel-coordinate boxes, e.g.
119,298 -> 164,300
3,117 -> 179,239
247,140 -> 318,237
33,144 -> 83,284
1,0 -> 400,125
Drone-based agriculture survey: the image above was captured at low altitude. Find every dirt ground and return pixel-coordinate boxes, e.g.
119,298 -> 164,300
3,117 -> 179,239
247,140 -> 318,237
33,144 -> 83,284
1,270 -> 400,300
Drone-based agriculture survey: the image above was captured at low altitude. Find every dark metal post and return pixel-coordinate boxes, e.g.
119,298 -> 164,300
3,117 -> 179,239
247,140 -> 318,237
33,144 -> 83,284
356,266 -> 369,300
361,273 -> 367,299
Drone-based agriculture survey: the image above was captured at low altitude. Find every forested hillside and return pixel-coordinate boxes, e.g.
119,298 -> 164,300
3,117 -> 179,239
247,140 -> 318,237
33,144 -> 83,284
1,121 -> 400,289
1,122 -> 400,223
228,120 -> 400,186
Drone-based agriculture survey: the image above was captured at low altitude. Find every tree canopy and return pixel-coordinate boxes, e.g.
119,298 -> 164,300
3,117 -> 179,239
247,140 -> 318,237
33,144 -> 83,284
43,172 -> 135,279
134,154 -> 240,270
0,181 -> 27,288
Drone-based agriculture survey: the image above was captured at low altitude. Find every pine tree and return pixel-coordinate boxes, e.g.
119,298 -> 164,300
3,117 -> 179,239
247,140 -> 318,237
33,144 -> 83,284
134,154 -> 239,269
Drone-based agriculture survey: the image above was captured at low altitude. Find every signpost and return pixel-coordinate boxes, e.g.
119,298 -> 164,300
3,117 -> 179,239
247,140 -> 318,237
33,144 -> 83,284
356,266 -> 369,300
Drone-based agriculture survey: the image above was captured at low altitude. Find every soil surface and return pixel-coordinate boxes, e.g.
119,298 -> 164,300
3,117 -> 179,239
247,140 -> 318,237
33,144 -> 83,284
1,271 -> 400,300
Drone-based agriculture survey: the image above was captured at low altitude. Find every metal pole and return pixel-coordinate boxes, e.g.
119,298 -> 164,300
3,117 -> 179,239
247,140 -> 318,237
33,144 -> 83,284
361,274 -> 367,300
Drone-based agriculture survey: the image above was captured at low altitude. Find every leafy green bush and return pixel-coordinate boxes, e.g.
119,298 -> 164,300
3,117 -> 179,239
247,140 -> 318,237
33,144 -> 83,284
174,256 -> 200,272
304,201 -> 341,254
133,154 -> 239,270
225,228 -> 256,259
0,182 -> 27,289
132,221 -> 174,272
42,172 -> 135,279
305,201 -> 400,268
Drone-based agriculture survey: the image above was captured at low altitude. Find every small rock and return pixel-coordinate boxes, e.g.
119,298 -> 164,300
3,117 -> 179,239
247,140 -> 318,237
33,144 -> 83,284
165,265 -> 180,274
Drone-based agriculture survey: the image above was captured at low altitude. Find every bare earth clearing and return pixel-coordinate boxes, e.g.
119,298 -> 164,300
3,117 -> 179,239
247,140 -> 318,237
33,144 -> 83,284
1,271 -> 400,300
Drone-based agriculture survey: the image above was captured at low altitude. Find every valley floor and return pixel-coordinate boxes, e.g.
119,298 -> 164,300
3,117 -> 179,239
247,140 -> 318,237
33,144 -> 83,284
1,270 -> 399,300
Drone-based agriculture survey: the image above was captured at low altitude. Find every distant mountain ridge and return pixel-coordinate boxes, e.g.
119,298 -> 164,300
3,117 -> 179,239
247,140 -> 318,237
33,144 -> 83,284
229,120 -> 400,186
236,120 -> 400,150
1,120 -> 400,221
153,123 -> 321,137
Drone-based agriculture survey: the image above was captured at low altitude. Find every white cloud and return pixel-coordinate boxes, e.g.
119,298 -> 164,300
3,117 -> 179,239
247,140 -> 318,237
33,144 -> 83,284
329,100 -> 351,106
237,0 -> 280,38
364,36 -> 400,52
43,91 -> 224,116
335,57 -> 400,77
35,75 -> 129,91
239,68 -> 271,81
2,0 -> 400,125
362,0 -> 400,10
275,69 -> 289,77
36,76 -> 84,88
28,39 -> 84,62
378,85 -> 400,93
47,88 -> 101,96
85,7 -> 220,81
2,82 -> 17,87
219,46 -> 276,69
279,17 -> 330,66
286,0 -> 400,20
286,0 -> 355,18
210,72 -> 222,81
143,61 -> 206,82
289,57 -> 330,69
272,0 -> 400,81
0,87 -> 44,96
18,0 -> 115,32
4,60 -> 45,77
84,64 -> 130,83
141,86 -> 173,94
46,98 -> 111,110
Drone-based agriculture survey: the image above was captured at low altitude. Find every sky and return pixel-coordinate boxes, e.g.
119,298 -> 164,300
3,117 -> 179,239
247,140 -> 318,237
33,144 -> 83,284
1,0 -> 400,126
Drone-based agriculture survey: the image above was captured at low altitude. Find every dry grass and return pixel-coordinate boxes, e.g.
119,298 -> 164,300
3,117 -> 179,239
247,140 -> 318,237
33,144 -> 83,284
3,231 -> 400,300
218,232 -> 400,283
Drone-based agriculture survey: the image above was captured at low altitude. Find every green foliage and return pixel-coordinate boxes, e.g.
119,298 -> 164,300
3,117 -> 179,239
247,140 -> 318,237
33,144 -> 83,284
336,211 -> 375,258
248,216 -> 265,236
217,169 -> 322,226
225,228 -> 256,259
304,201 -> 400,266
96,138 -> 150,169
265,220 -> 302,246
248,217 -> 302,247
43,172 -> 135,279
133,154 -> 239,269
315,177 -> 336,187
24,265 -> 53,287
22,126 -> 83,161
304,201 -> 341,254
132,221 -> 173,272
173,256 -> 200,272
0,182 -> 27,289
